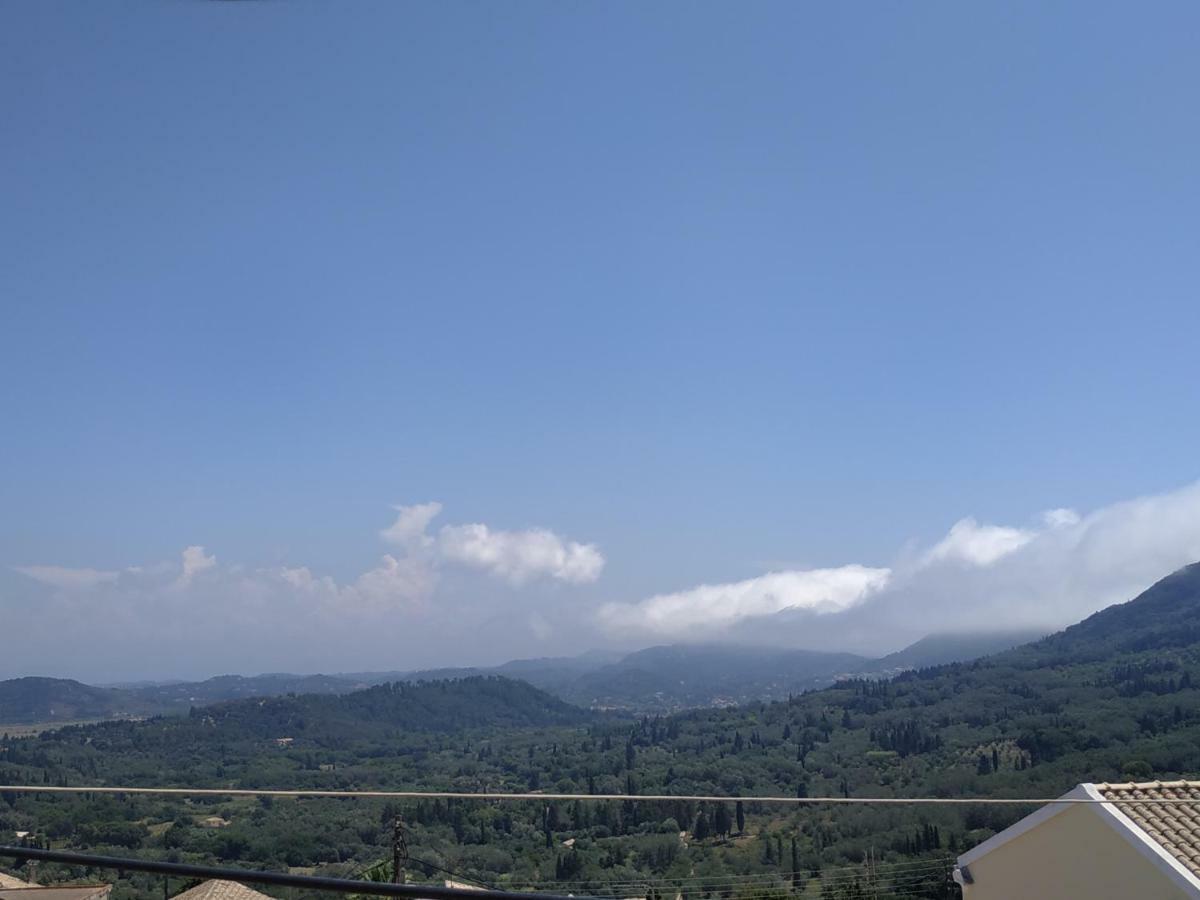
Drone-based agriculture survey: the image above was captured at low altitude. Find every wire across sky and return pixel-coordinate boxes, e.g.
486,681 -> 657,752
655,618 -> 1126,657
0,785 -> 1194,805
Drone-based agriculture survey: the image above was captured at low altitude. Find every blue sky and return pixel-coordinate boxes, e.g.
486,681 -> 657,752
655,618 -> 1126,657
4,2 -> 1200,680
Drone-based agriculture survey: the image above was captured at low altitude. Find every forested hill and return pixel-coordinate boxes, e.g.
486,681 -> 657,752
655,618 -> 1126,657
0,678 -> 155,725
863,630 -> 1044,674
1008,561 -> 1200,664
193,676 -> 595,738
561,645 -> 870,709
0,675 -> 373,726
129,673 -> 372,710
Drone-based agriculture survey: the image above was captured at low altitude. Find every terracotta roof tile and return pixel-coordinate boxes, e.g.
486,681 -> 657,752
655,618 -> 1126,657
1095,780 -> 1200,878
172,881 -> 272,900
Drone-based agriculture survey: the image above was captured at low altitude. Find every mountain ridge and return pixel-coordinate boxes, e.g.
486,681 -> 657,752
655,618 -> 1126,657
0,628 -> 1049,724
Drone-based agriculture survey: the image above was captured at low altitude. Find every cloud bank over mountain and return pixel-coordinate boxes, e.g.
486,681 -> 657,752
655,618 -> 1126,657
598,481 -> 1200,653
595,565 -> 891,638
9,481 -> 1200,679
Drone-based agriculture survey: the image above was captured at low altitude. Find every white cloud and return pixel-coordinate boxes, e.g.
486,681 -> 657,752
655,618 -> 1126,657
5,504 -> 604,680
179,546 -> 217,580
14,505 -> 599,640
921,518 -> 1034,567
14,565 -> 119,591
276,566 -> 328,592
350,553 -> 437,608
380,502 -> 443,547
601,514 -> 1047,646
1041,507 -> 1082,528
438,523 -> 605,584
596,565 -> 891,638
377,504 -> 606,585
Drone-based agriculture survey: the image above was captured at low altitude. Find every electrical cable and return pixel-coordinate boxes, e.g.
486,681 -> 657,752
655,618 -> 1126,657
350,850 -> 496,891
526,856 -> 955,881
0,785 -> 1192,805
513,859 -> 954,890
512,860 -> 955,892
408,853 -> 499,891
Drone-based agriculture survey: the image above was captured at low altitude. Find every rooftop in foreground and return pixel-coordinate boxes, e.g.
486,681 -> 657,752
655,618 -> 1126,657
1094,780 -> 1200,879
172,881 -> 271,900
956,779 -> 1200,899
0,887 -> 111,900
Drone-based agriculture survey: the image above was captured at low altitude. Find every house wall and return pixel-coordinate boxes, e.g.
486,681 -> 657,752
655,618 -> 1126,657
960,804 -> 1195,899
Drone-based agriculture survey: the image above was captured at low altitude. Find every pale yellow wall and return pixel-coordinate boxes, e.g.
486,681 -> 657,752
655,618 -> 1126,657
962,805 -> 1194,899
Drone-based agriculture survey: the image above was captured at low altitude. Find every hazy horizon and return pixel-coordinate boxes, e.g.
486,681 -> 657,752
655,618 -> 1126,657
61,624 -> 1055,688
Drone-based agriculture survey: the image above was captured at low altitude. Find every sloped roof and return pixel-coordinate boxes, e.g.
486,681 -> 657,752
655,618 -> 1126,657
0,888 -> 110,900
1095,780 -> 1200,878
956,781 -> 1200,896
0,876 -> 34,891
172,881 -> 272,900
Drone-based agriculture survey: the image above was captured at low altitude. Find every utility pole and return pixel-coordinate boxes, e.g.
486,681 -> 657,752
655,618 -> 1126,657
391,816 -> 408,885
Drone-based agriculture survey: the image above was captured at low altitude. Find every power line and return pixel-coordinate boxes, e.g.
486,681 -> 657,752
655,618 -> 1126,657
351,848 -> 497,891
505,868 -> 953,900
515,857 -> 953,886
0,844 -> 950,900
386,854 -> 953,897
0,784 -> 1193,805
816,865 -> 954,887
409,854 -> 499,892
513,859 -> 955,891
501,861 -> 953,896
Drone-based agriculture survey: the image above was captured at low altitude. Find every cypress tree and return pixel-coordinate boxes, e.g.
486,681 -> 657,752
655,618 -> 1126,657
713,803 -> 732,838
791,838 -> 801,889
